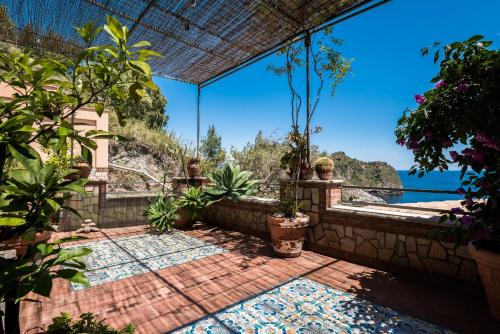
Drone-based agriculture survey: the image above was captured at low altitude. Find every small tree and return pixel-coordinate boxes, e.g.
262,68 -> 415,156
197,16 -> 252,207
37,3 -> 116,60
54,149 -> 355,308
268,27 -> 351,216
200,124 -> 226,173
0,16 -> 157,333
396,35 -> 499,248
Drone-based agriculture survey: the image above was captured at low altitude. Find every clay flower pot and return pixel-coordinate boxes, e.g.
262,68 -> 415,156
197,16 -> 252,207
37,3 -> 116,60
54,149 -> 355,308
67,160 -> 91,180
4,231 -> 52,258
267,212 -> 309,258
468,241 -> 500,320
175,208 -> 193,229
314,157 -> 334,180
187,158 -> 202,178
300,167 -> 314,180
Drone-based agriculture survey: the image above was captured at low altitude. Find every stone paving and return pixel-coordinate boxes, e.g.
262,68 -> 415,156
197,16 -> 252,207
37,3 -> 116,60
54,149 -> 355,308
21,225 -> 500,333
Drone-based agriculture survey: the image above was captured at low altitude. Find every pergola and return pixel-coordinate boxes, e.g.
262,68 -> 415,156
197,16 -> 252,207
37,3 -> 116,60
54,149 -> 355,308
0,0 -> 389,158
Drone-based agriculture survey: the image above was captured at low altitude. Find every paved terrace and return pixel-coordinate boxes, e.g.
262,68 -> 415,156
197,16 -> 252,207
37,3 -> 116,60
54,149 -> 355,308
22,224 -> 499,333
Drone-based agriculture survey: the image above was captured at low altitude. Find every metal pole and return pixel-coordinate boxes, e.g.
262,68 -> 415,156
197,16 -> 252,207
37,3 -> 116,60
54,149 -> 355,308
196,84 -> 201,157
305,31 -> 311,164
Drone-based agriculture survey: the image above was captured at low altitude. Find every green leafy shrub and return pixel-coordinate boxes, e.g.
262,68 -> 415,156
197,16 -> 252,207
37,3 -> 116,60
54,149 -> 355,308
177,187 -> 209,221
205,164 -> 258,202
44,312 -> 134,334
396,35 -> 500,248
145,196 -> 179,233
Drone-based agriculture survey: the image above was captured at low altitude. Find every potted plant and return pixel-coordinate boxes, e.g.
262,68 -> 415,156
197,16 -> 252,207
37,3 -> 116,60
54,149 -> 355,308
72,156 -> 92,179
300,161 -> 314,180
396,35 -> 500,319
268,186 -> 310,257
145,196 -> 179,233
314,157 -> 334,180
187,157 -> 202,178
268,28 -> 351,258
176,187 -> 208,228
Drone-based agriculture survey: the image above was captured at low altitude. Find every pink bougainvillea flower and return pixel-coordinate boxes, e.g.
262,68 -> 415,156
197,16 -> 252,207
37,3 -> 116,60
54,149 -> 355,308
471,150 -> 485,163
450,207 -> 463,215
407,139 -> 420,150
456,187 -> 466,195
414,94 -> 426,105
449,151 -> 459,161
397,139 -> 406,146
440,138 -> 452,147
476,132 -> 498,149
459,215 -> 475,226
466,198 -> 474,206
461,148 -> 474,156
456,81 -> 469,93
423,129 -> 432,139
434,80 -> 447,89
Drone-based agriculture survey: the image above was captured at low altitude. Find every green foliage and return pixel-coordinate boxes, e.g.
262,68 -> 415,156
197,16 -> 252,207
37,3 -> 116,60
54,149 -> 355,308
1,237 -> 91,302
200,125 -> 226,174
396,35 -> 500,245
231,131 -> 287,198
45,312 -> 135,334
119,81 -> 168,129
0,147 -> 87,240
314,157 -> 333,171
145,196 -> 179,233
177,187 -> 209,221
0,16 -> 157,330
205,164 -> 258,202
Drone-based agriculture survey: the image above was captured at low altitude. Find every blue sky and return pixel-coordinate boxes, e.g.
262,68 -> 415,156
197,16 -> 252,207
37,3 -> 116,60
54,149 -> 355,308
153,0 -> 500,170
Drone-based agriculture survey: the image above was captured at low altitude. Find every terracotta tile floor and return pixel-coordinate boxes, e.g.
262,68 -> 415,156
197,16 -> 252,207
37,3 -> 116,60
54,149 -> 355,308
21,224 -> 500,333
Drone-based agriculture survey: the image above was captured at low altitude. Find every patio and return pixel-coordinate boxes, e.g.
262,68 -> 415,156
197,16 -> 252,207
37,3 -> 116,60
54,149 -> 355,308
21,224 -> 498,333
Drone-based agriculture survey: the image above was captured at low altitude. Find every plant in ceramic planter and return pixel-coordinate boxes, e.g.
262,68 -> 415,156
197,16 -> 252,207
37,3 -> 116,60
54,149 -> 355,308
268,27 -> 351,257
0,16 -> 157,333
396,35 -> 500,319
187,157 -> 202,178
176,187 -> 209,228
314,157 -> 334,180
145,196 -> 179,233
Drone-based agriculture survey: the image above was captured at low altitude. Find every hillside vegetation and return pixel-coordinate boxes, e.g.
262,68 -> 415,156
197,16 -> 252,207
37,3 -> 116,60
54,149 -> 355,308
108,122 -> 402,202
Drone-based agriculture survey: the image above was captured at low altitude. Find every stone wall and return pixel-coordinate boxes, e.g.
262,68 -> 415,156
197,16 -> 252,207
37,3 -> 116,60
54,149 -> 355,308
61,184 -> 158,231
204,180 -> 477,282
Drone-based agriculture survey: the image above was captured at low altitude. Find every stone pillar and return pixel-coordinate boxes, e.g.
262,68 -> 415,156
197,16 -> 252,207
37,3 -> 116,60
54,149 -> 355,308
279,179 -> 343,223
280,179 -> 343,243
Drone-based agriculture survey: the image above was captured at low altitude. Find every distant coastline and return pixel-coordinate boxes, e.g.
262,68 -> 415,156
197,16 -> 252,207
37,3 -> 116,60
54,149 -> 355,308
377,170 -> 463,204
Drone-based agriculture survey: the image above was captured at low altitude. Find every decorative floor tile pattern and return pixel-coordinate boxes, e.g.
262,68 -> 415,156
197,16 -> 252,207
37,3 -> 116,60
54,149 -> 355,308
174,278 -> 455,334
69,231 -> 226,290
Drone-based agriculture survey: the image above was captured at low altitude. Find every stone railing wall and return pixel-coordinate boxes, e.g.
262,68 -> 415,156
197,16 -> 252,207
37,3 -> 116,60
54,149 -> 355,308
60,184 -> 158,231
203,180 -> 477,282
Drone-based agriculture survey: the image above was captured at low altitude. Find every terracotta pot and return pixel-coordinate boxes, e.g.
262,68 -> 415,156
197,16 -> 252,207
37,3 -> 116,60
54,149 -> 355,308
66,161 -> 91,180
316,170 -> 333,180
4,231 -> 52,258
468,241 -> 500,320
267,212 -> 309,258
300,167 -> 314,180
187,160 -> 202,178
175,208 -> 193,229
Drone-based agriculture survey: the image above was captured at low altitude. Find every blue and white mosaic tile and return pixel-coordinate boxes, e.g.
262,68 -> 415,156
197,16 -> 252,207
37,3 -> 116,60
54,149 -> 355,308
69,232 -> 226,290
173,278 -> 455,334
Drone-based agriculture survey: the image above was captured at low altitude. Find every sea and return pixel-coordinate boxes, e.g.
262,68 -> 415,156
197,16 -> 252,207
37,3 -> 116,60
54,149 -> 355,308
378,170 -> 464,204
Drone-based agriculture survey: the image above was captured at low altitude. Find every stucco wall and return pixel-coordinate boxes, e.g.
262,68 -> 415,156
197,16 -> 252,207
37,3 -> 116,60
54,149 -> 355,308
0,83 -> 109,180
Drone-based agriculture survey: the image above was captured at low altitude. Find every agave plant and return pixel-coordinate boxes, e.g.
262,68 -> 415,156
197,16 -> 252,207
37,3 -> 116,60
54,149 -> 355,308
145,196 -> 179,233
205,164 -> 258,202
177,187 -> 209,221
